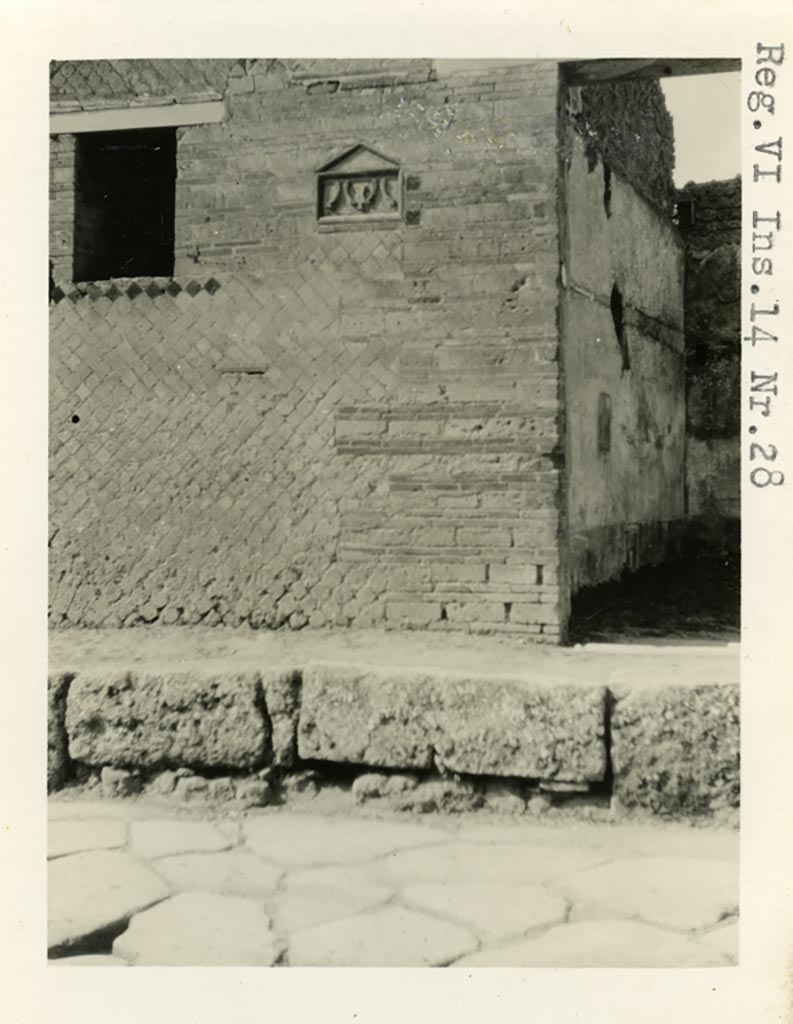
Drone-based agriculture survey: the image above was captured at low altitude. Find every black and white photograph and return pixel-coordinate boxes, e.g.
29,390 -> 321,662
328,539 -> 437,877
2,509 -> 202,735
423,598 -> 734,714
2,3 -> 792,1022
45,55 -> 743,968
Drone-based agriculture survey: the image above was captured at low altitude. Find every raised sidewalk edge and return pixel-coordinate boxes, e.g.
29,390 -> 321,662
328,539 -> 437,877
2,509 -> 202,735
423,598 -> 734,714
48,628 -> 740,815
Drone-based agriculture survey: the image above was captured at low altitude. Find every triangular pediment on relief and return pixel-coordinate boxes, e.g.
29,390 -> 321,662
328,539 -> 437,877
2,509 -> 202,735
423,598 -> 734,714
318,144 -> 400,174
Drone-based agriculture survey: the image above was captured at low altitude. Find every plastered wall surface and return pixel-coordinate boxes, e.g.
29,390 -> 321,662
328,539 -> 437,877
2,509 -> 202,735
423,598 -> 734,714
561,131 -> 686,591
49,60 -> 565,637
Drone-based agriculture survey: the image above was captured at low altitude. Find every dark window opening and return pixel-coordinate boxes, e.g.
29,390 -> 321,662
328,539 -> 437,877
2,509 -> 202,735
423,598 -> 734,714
610,282 -> 630,372
73,127 -> 176,282
674,198 -> 695,230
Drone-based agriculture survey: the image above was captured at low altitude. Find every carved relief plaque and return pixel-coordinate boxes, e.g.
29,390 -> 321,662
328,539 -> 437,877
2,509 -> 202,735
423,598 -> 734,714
317,144 -> 402,225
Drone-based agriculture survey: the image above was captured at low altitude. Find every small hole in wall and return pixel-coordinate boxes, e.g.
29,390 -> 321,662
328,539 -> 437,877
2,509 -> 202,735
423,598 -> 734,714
598,392 -> 612,453
610,283 -> 630,372
603,162 -> 612,218
440,605 -> 448,621
306,79 -> 339,96
536,565 -> 544,585
504,602 -> 512,623
71,414 -> 80,424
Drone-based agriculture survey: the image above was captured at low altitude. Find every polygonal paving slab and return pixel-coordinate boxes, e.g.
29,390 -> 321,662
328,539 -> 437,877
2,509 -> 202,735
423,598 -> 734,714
130,819 -> 231,860
112,892 -> 279,966
453,919 -> 730,968
402,883 -> 568,941
451,820 -> 739,862
381,842 -> 610,887
288,905 -> 478,966
48,850 -> 170,953
699,921 -> 739,962
153,850 -> 282,898
557,856 -> 738,931
243,813 -> 450,868
48,819 -> 127,859
275,864 -> 394,933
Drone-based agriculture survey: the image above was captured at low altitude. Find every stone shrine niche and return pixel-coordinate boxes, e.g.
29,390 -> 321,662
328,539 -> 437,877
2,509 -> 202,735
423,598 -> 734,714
316,144 -> 402,226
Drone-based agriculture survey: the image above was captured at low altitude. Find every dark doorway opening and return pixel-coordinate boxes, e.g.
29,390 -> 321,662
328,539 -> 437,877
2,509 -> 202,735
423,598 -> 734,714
73,127 -> 176,281
568,536 -> 740,644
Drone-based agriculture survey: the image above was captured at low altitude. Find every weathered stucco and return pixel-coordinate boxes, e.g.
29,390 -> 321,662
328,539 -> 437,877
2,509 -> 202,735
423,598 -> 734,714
560,96 -> 686,592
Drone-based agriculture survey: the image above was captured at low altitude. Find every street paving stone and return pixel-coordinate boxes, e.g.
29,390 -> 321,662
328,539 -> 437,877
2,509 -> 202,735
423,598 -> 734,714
153,850 -> 282,898
130,819 -> 231,860
289,905 -> 479,966
48,819 -> 127,859
699,921 -> 739,959
380,842 -> 611,887
113,892 -> 280,966
47,798 -> 739,967
48,849 -> 170,952
558,856 -> 738,931
402,883 -> 568,941
243,812 -> 449,867
454,919 -> 730,968
275,864 -> 394,933
453,820 -> 739,861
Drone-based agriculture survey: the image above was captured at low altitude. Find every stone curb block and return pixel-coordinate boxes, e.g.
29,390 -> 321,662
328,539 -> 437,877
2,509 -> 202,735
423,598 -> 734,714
51,664 -> 741,816
298,663 -> 608,782
65,669 -> 275,771
611,683 -> 740,814
48,673 -> 73,793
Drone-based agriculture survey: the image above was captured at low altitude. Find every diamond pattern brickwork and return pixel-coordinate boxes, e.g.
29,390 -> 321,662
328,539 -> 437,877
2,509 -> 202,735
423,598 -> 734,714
49,234 -> 410,630
50,60 -> 237,108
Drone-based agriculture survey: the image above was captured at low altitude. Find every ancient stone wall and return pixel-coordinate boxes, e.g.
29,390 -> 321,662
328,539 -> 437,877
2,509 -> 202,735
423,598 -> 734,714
570,79 -> 677,216
49,59 -> 565,636
559,85 -> 686,592
676,177 -> 741,524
